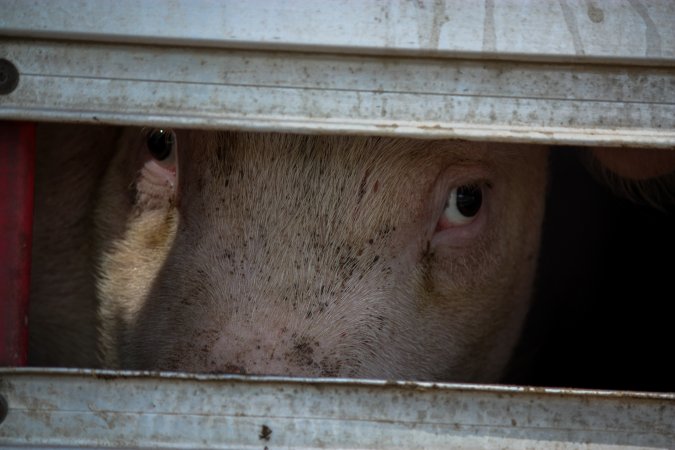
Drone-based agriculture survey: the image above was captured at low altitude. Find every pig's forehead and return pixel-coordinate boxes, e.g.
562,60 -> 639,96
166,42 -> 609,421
175,132 -> 544,199
184,131 -> 530,166
432,140 -> 542,162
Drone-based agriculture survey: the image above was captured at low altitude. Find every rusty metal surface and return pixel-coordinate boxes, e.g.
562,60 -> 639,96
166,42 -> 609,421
0,1 -> 674,147
0,368 -> 674,449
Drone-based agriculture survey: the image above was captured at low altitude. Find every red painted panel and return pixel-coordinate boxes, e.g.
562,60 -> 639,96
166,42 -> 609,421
0,122 -> 35,366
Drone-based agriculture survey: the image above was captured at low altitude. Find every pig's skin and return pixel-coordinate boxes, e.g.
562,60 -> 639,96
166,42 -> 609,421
29,124 -> 548,382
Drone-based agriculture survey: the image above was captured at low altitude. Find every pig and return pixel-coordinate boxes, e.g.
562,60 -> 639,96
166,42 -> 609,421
27,124 -> 674,382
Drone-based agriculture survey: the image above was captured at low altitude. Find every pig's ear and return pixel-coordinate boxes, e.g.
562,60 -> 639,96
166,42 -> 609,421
584,147 -> 675,210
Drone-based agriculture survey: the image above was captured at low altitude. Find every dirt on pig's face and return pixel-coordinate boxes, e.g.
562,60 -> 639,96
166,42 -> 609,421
94,130 -> 548,382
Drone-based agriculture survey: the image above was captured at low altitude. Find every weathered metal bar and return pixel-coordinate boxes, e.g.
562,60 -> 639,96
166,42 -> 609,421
1,0 -> 674,147
0,368 -> 674,449
0,39 -> 673,147
1,0 -> 674,65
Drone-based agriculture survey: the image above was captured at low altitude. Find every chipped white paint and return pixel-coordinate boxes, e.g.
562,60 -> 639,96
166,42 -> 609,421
0,369 -> 674,449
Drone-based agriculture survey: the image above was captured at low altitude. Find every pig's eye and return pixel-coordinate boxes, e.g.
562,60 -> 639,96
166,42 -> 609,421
138,128 -> 178,200
441,184 -> 483,227
146,129 -> 176,162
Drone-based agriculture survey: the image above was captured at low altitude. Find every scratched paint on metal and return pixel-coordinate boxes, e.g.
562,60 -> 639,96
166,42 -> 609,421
0,0 -> 674,147
1,0 -> 674,64
0,368 -> 674,449
0,39 -> 673,147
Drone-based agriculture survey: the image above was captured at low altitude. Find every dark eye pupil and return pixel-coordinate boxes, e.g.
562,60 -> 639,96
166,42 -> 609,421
456,185 -> 482,217
147,129 -> 174,161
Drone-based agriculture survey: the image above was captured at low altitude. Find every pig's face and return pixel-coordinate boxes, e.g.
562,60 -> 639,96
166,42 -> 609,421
94,130 -> 547,382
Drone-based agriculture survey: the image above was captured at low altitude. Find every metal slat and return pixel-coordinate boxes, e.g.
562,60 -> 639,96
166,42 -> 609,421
1,0 -> 674,64
1,369 -> 674,449
0,39 -> 673,147
0,0 -> 674,146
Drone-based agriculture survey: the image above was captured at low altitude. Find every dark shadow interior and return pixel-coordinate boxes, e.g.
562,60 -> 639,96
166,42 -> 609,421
506,148 -> 675,392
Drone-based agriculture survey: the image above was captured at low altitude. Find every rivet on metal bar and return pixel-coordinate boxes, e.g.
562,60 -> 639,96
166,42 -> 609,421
0,394 -> 8,425
0,59 -> 19,95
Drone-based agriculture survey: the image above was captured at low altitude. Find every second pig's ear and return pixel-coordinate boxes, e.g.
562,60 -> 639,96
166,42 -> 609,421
590,147 -> 675,180
583,147 -> 675,211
